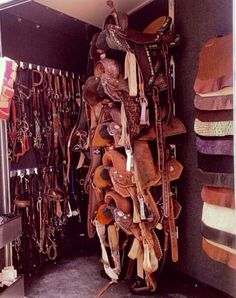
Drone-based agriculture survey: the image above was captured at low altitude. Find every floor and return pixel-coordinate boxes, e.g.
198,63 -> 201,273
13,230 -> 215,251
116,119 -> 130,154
24,254 -> 231,298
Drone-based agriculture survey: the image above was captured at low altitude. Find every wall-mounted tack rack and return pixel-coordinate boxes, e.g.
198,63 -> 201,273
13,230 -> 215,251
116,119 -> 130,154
10,167 -> 38,178
15,60 -> 80,79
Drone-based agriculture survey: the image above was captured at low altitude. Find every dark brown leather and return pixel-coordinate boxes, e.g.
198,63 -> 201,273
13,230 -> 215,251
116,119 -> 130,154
197,153 -> 234,174
83,76 -> 107,107
195,109 -> 233,122
198,169 -> 234,189
201,222 -> 236,249
201,185 -> 235,209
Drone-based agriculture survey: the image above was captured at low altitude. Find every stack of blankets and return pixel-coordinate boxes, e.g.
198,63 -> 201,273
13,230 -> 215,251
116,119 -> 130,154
193,34 -> 235,269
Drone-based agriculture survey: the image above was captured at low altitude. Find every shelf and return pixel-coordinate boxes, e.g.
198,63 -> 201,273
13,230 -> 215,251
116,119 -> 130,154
0,275 -> 24,298
0,215 -> 22,249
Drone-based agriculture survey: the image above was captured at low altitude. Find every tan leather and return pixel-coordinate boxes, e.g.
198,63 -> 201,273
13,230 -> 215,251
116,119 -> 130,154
143,16 -> 172,33
103,149 -> 133,197
202,237 -> 236,270
93,165 -> 112,189
201,185 -> 235,209
91,123 -> 114,147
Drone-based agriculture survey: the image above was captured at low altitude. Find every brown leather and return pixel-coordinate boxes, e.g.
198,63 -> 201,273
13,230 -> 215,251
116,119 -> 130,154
105,190 -> 132,214
14,198 -> 30,208
143,16 -> 172,33
133,140 -> 161,188
201,185 -> 235,209
138,117 -> 186,140
202,237 -> 236,270
156,158 -> 183,185
194,94 -> 233,111
195,109 -> 233,122
83,76 -> 107,107
95,58 -> 120,79
89,32 -> 101,63
87,184 -> 99,238
102,150 -> 133,195
93,165 -> 112,189
198,169 -> 234,189
96,203 -> 113,225
91,122 -> 114,147
103,11 -> 128,31
194,34 -> 232,93
194,75 -> 232,94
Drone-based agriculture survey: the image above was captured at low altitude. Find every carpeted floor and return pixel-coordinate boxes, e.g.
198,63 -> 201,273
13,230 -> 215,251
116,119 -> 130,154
24,254 -> 231,298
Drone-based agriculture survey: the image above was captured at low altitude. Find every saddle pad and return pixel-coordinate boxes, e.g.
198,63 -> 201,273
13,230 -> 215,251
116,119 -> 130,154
202,202 -> 236,235
194,94 -> 233,111
201,222 -> 236,249
195,109 -> 233,122
198,86 -> 233,97
194,75 -> 232,94
198,169 -> 234,189
194,119 -> 233,136
202,237 -> 236,270
0,57 -> 18,120
196,35 -> 232,80
201,185 -> 235,209
196,136 -> 233,156
194,34 -> 232,93
197,153 -> 233,173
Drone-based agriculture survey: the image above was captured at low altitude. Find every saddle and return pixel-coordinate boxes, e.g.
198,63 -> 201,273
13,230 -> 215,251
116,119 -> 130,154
80,1 -> 185,294
194,34 -> 232,93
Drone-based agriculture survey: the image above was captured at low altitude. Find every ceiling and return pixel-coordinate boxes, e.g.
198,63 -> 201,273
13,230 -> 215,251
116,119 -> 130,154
33,0 -> 154,28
